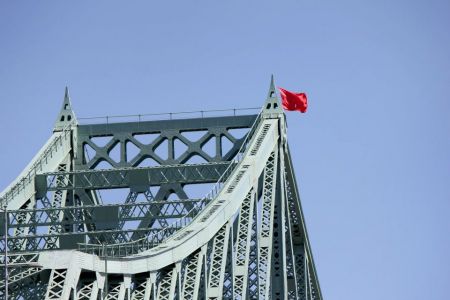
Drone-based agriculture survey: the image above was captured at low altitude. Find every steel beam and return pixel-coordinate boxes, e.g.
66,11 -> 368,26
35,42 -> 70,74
36,162 -> 231,192
0,80 -> 324,300
6,199 -> 206,229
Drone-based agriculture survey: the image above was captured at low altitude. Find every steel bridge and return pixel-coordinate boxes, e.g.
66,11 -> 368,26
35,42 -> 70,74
0,78 -> 322,300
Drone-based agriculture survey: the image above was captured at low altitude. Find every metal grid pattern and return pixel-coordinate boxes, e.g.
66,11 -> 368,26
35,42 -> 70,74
0,80 -> 323,300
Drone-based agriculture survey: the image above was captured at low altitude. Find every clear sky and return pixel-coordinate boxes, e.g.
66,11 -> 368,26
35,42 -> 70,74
1,1 -> 449,299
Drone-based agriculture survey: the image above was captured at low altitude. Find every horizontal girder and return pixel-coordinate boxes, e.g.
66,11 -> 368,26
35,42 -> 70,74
0,83 -> 324,299
2,199 -> 207,253
36,162 -> 230,193
77,115 -> 257,137
1,228 -> 179,254
5,199 -> 206,229
76,114 -> 258,169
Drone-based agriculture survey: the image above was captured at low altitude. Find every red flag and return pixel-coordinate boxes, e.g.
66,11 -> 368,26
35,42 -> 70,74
279,87 -> 308,113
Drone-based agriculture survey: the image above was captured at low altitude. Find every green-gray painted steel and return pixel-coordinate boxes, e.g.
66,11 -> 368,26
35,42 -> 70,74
0,78 -> 322,300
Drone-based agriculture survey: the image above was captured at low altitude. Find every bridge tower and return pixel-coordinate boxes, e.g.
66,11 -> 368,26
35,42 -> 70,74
0,78 -> 322,300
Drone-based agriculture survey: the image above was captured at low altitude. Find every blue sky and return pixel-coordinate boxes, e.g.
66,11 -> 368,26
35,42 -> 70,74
1,1 -> 449,299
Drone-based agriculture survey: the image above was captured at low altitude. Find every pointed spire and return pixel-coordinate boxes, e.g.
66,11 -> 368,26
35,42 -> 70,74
64,86 -> 69,99
263,74 -> 283,114
53,86 -> 77,132
267,74 -> 276,98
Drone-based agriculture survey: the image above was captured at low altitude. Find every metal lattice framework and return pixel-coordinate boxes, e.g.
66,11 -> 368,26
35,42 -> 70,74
0,78 -> 323,300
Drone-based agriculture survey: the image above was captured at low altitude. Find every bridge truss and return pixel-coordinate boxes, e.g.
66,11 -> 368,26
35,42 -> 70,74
0,79 -> 322,299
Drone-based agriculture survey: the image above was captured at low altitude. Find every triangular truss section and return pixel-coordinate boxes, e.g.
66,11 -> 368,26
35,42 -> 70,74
1,77 -> 323,300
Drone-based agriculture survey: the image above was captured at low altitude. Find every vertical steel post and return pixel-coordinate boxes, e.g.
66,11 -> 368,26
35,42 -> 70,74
3,206 -> 7,300
104,243 -> 108,299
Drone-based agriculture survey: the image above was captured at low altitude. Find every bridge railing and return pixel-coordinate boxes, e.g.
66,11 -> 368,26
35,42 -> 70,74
78,109 -> 263,257
0,123 -> 73,208
77,107 -> 260,125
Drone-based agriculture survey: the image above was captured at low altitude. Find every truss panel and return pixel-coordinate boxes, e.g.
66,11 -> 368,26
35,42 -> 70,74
0,82 -> 323,300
